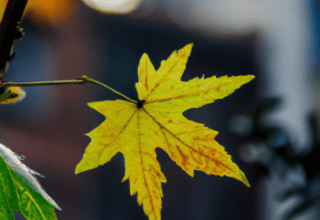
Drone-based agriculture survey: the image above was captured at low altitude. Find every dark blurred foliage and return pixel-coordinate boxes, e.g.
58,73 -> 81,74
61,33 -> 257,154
230,97 -> 320,220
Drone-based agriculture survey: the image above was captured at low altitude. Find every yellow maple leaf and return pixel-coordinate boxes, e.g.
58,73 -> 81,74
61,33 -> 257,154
76,44 -> 254,220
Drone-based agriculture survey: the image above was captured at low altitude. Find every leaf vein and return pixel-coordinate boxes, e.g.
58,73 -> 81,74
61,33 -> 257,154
145,54 -> 183,100
137,110 -> 157,219
96,109 -> 137,160
143,108 -> 238,176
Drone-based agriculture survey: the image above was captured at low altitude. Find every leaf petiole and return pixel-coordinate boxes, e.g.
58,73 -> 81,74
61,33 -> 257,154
78,76 -> 137,103
1,76 -> 138,103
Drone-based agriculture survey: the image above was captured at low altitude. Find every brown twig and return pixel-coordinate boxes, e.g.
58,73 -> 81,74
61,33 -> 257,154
0,0 -> 28,85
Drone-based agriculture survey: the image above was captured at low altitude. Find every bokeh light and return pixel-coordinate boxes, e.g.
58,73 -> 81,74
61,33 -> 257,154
82,0 -> 140,14
26,0 -> 78,27
1,0 -> 78,28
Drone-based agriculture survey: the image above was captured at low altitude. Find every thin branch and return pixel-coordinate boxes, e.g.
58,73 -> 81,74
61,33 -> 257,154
2,76 -> 138,104
2,79 -> 86,87
0,0 -> 29,85
79,76 -> 137,104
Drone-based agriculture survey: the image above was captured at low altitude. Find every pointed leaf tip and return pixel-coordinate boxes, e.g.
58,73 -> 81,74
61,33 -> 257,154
239,170 -> 250,188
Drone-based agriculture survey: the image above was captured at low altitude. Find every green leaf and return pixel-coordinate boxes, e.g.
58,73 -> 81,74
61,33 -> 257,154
0,156 -> 18,220
0,143 -> 60,219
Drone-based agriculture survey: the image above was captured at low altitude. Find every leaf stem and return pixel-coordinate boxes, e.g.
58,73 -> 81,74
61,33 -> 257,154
2,76 -> 138,104
79,76 -> 137,104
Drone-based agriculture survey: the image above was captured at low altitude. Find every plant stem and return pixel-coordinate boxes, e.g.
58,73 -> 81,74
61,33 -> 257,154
0,0 -> 29,85
79,76 -> 137,103
2,76 -> 138,104
2,79 -> 86,87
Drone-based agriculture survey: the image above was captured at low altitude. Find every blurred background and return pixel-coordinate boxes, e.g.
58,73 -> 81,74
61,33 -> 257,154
0,0 -> 319,219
